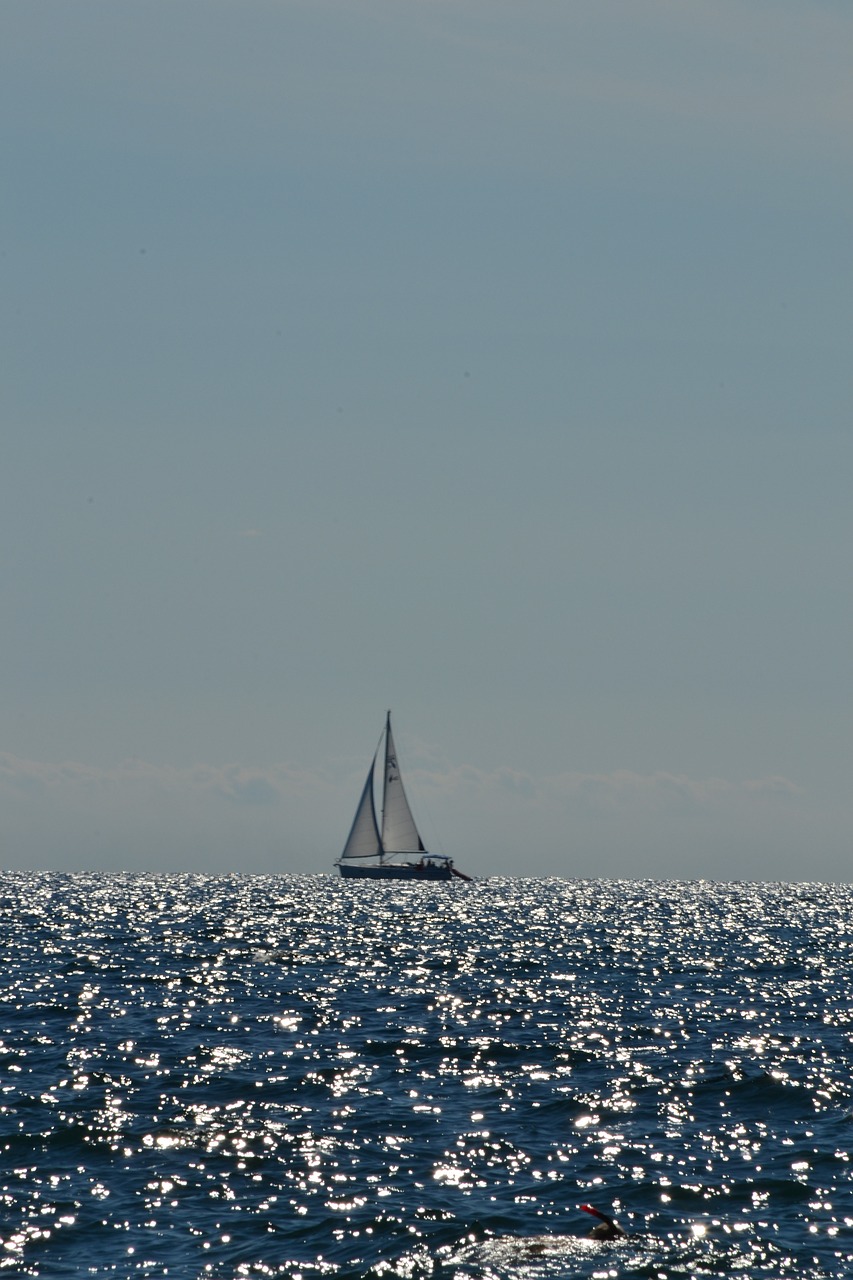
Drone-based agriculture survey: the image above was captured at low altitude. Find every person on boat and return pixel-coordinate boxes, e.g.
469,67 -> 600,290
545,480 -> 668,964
580,1203 -> 625,1240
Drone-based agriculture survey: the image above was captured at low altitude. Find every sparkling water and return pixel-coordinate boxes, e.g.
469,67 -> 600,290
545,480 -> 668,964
2,872 -> 852,1278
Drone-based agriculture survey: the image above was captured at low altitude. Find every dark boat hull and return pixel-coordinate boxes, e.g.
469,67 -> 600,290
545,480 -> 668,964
339,861 -> 454,881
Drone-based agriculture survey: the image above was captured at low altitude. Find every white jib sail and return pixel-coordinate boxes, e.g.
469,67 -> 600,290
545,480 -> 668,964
381,715 -> 425,855
340,752 -> 382,859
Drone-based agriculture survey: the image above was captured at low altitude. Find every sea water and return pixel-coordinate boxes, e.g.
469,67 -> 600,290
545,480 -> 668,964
2,873 -> 853,1279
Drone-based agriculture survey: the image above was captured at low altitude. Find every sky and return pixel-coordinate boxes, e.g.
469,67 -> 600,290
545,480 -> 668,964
2,1 -> 851,881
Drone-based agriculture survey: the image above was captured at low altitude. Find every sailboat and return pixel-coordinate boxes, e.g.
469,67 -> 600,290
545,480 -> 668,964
336,713 -> 470,881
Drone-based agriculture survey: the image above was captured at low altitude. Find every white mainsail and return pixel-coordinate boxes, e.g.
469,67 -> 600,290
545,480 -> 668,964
340,751 -> 382,860
381,713 -> 425,855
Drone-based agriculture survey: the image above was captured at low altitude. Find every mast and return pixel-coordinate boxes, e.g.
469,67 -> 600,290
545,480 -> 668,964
381,711 -> 425,856
380,710 -> 390,861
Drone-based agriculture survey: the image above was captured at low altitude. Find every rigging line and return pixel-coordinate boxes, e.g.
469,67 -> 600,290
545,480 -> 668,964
416,773 -> 446,859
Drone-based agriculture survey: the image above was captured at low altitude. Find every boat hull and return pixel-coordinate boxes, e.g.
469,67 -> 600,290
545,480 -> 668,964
339,861 -> 454,881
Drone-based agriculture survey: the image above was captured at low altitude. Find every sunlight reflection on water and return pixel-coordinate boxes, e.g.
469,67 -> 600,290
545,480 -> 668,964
1,873 -> 853,1277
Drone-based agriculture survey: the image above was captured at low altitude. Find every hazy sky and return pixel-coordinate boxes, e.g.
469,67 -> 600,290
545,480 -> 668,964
3,1 -> 851,881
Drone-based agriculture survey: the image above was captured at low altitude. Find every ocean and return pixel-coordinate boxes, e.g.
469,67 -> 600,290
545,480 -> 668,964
2,873 -> 853,1279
